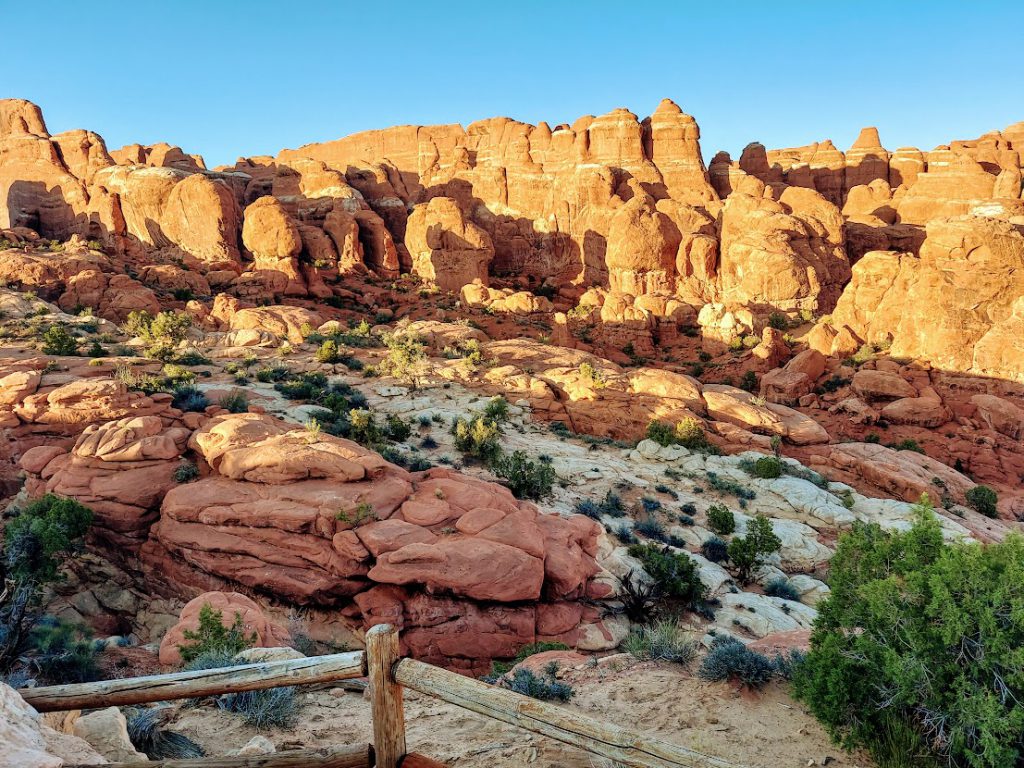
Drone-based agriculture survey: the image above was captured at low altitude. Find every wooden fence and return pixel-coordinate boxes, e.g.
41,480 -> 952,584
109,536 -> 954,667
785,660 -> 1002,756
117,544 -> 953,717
18,624 -> 747,768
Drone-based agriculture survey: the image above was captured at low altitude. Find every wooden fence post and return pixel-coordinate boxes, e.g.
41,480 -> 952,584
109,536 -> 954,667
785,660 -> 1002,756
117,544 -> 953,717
365,624 -> 407,768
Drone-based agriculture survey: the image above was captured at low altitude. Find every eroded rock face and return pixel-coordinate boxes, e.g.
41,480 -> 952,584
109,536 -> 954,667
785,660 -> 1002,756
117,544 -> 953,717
832,217 -> 1024,380
406,197 -> 494,292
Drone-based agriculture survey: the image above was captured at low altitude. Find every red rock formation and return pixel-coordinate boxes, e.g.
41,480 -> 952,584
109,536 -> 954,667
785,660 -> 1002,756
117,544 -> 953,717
406,197 -> 494,292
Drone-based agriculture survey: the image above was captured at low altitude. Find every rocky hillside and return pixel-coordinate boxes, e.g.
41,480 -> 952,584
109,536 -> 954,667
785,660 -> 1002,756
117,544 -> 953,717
1,96 -> 1023,767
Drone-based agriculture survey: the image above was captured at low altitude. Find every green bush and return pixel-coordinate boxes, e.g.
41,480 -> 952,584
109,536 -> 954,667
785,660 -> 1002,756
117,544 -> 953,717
698,635 -> 775,688
727,515 -> 781,583
177,604 -> 256,664
171,385 -> 209,412
491,450 -> 555,500
218,686 -> 297,728
706,503 -> 735,536
218,390 -> 249,413
41,324 -> 78,356
452,415 -> 502,463
315,339 -> 339,363
645,420 -> 677,446
627,544 -> 706,606
764,577 -> 801,602
0,496 -> 93,676
700,536 -> 729,563
4,494 -> 93,582
482,396 -> 510,422
749,456 -> 783,479
623,620 -> 696,663
792,496 -> 1024,767
500,667 -> 574,702
173,461 -> 199,483
27,618 -> 100,684
377,330 -> 427,386
965,485 -> 998,517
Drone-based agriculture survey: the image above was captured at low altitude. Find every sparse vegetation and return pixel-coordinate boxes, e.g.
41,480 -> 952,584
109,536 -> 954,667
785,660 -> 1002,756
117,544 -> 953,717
173,461 -> 200,483
127,707 -> 205,760
41,324 -> 78,356
218,390 -> 249,413
645,417 -> 716,453
623,620 -> 697,663
491,450 -> 555,500
764,577 -> 801,602
451,414 -> 502,463
627,543 -> 706,607
727,515 -> 781,583
500,666 -> 574,702
965,484 -> 998,517
698,635 -> 776,688
706,504 -> 736,536
176,604 -> 256,664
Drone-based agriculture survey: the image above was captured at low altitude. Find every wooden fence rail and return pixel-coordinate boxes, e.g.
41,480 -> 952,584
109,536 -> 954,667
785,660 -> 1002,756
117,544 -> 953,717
20,651 -> 365,712
18,624 -> 748,768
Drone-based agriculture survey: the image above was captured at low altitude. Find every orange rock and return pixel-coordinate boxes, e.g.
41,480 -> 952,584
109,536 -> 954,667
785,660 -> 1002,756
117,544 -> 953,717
406,197 -> 493,292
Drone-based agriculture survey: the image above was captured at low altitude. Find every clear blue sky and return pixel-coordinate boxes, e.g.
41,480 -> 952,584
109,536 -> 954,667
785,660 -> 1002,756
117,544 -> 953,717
4,1 -> 1022,169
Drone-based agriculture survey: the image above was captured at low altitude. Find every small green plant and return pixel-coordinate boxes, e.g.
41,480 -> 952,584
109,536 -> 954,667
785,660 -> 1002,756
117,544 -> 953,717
171,385 -> 209,412
315,339 -> 339,363
173,461 -> 200,483
452,415 -> 502,463
764,577 -> 801,601
700,536 -> 729,563
336,502 -> 377,527
748,455 -> 783,479
627,543 -> 706,606
887,438 -> 925,454
738,370 -> 758,392
482,396 -> 510,422
706,504 -> 736,536
41,324 -> 78,356
218,390 -> 249,414
768,311 -> 789,330
491,450 -> 555,500
965,485 -> 998,517
27,618 -> 100,684
303,418 -> 322,443
727,515 -> 781,583
578,361 -> 607,389
500,667 -> 574,702
177,604 -> 256,664
623,620 -> 697,663
698,635 -> 776,688
377,329 -> 427,386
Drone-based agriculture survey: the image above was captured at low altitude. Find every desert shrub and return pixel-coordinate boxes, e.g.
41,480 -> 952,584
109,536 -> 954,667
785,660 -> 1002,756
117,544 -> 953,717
218,390 -> 249,414
634,518 -> 668,543
618,569 -> 658,622
578,361 -> 607,388
965,485 -> 998,517
482,396 -> 510,422
700,536 -> 729,563
748,456 -> 783,479
705,504 -> 736,536
623,620 -> 697,663
172,287 -> 194,302
174,350 -> 209,366
768,311 -> 789,330
173,461 -> 199,483
255,365 -> 290,383
315,339 -> 339,363
792,496 -> 1024,767
500,667 -> 574,702
646,418 -> 716,451
614,524 -> 637,545
376,330 -> 427,386
705,471 -> 755,501
26,618 -> 100,684
727,515 -> 781,583
381,414 -> 412,443
764,577 -> 801,602
171,385 -> 209,412
41,324 -> 78,356
627,544 -> 706,606
451,415 -> 502,463
887,438 -> 925,454
127,707 -> 204,759
698,635 -> 775,688
218,686 -> 297,729
177,604 -> 256,664
738,370 -> 758,392
337,502 -> 377,527
491,450 -> 555,500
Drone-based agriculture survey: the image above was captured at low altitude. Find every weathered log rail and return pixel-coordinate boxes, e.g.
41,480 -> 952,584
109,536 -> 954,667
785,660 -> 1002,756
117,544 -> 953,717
17,623 -> 750,768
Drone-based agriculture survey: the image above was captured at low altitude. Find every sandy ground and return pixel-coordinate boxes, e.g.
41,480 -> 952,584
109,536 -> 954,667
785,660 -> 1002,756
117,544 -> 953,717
168,656 -> 873,768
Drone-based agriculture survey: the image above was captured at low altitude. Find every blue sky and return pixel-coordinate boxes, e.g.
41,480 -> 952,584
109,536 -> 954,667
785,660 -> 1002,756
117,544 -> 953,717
4,1 -> 1022,168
